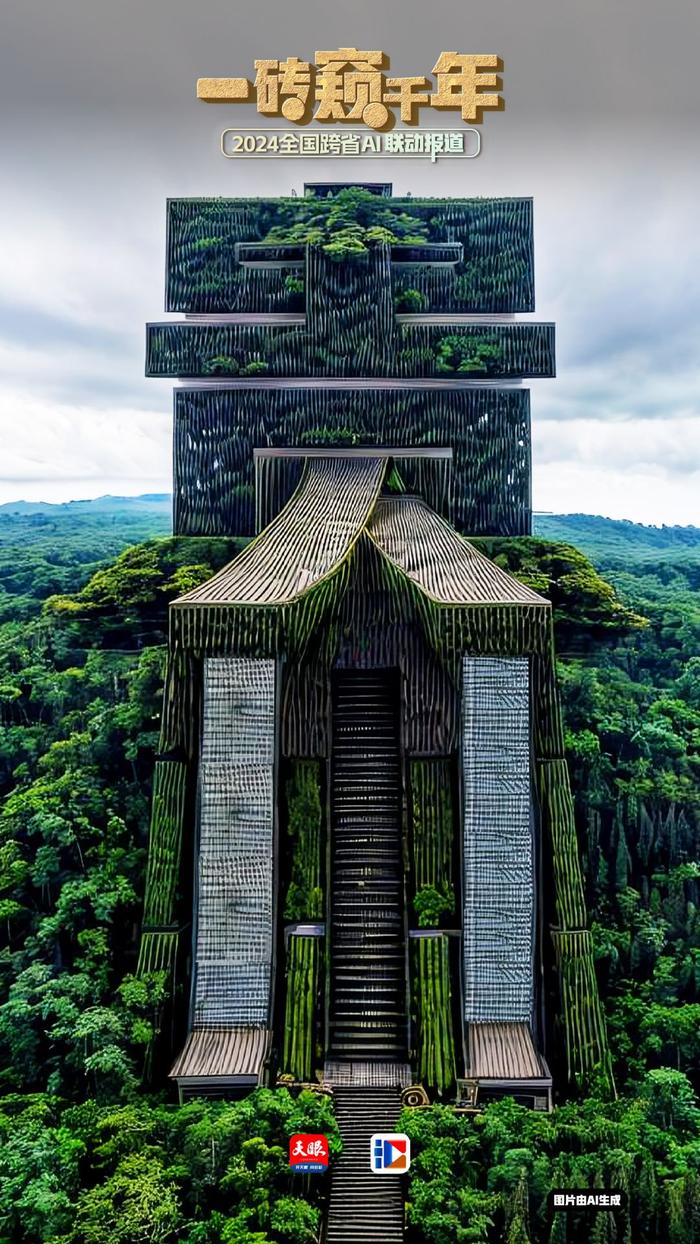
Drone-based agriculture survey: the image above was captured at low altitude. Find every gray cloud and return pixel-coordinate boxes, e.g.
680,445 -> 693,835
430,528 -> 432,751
0,0 -> 699,522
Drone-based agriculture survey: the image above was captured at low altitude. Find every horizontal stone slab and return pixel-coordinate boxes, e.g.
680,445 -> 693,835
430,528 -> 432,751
146,320 -> 555,379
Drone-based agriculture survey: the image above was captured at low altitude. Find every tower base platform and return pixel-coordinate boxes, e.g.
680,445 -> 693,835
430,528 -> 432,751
169,1026 -> 272,1100
465,1022 -> 552,1111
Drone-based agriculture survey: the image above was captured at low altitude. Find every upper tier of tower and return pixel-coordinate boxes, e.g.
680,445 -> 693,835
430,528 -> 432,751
147,186 -> 554,382
162,186 -> 536,316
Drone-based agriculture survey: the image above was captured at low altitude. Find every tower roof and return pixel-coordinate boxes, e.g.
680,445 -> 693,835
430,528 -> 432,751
174,456 -> 384,606
173,454 -> 547,611
368,495 -> 544,606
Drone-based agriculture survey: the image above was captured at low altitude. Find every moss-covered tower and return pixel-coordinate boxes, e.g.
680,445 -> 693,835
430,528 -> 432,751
137,184 -> 612,1106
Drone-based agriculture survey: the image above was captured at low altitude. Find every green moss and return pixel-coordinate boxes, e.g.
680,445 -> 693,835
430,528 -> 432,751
146,320 -> 555,381
299,425 -> 363,447
434,333 -> 504,375
283,762 -> 323,922
281,934 -> 321,1081
165,195 -> 535,314
263,187 -> 430,257
410,760 -> 454,927
139,760 -> 187,932
394,287 -> 429,313
412,936 -> 456,1094
385,465 -> 407,494
202,355 -> 240,376
471,537 -> 648,649
414,885 -> 455,928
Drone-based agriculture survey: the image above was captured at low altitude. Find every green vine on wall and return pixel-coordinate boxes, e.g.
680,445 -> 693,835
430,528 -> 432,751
166,195 -> 536,313
281,934 -> 321,1081
410,760 -> 456,929
434,333 -> 504,375
280,763 -> 324,1082
201,355 -> 270,377
283,761 -> 323,922
412,936 -> 457,1094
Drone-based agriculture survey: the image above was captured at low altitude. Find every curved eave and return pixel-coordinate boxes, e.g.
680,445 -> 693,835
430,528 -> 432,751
367,495 -> 549,609
172,458 -> 549,617
172,456 -> 386,608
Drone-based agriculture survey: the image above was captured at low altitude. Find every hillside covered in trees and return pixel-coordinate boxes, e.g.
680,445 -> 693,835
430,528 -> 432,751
0,498 -> 699,1242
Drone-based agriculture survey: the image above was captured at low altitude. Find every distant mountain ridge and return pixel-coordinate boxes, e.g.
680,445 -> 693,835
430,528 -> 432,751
533,512 -> 700,563
0,494 -> 171,516
0,496 -> 698,564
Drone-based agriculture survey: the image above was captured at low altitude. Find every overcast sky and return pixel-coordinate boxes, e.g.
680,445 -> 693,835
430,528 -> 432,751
1,0 -> 699,523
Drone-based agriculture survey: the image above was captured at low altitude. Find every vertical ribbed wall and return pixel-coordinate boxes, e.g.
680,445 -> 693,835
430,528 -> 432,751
461,657 -> 534,1022
136,759 -> 187,981
192,658 -> 275,1027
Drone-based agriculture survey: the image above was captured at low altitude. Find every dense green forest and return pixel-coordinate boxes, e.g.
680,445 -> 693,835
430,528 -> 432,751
0,497 -> 699,1242
534,512 -> 700,563
0,497 -> 170,625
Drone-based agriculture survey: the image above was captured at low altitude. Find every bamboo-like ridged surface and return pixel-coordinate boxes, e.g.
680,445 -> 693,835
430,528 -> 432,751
139,760 -> 187,929
410,760 -> 454,896
146,318 -> 555,380
533,638 -> 614,1095
172,473 -> 546,620
255,454 -> 453,535
368,496 -> 546,605
551,929 -> 613,1089
159,647 -> 201,758
161,609 -> 550,761
165,196 -> 534,314
143,188 -> 612,1091
169,1026 -> 271,1080
536,759 -> 588,931
136,930 -> 179,978
412,935 -> 457,1094
166,199 -> 301,314
467,1022 -> 545,1080
531,638 -> 566,758
390,197 -> 534,313
284,761 -> 323,920
159,476 -> 553,762
146,529 -> 612,1094
174,384 -> 531,538
136,760 -> 187,985
306,246 -> 394,360
281,933 -> 321,1082
283,537 -> 459,757
174,457 -> 385,606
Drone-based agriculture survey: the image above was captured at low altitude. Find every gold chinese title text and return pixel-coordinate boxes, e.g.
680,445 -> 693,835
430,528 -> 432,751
197,49 -> 503,131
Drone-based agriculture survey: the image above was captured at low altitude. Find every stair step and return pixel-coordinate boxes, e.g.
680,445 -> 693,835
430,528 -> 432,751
330,1016 -> 402,1026
330,1024 -> 402,1035
333,896 -> 400,904
329,671 -> 406,1077
327,1078 -> 404,1242
333,917 -> 402,930
332,985 -> 398,995
333,899 -> 402,908
330,1048 -> 406,1058
333,907 -> 402,917
332,875 -> 399,884
333,955 -> 404,964
330,1027 -> 404,1037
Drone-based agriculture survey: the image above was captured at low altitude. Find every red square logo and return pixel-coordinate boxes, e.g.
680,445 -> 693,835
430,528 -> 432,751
289,1133 -> 329,1173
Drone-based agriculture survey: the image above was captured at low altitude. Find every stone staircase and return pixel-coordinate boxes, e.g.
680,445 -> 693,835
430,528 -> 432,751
329,670 -> 407,1062
326,1086 -> 405,1244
